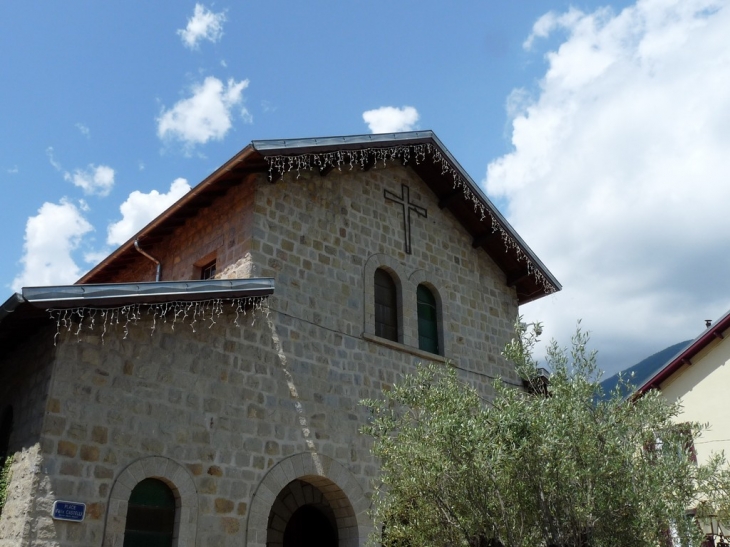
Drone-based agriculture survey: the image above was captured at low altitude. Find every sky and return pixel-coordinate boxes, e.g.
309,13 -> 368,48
2,0 -> 729,376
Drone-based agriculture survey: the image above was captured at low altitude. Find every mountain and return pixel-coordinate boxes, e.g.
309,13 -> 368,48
599,340 -> 692,399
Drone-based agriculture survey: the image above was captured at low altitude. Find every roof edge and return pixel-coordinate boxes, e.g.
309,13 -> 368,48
636,309 -> 730,395
22,278 -> 274,309
252,130 -> 437,153
0,293 -> 25,324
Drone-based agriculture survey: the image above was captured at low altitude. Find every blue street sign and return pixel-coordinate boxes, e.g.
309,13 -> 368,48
52,500 -> 86,522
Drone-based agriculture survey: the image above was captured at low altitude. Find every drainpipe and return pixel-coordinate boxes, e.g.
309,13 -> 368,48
134,240 -> 161,282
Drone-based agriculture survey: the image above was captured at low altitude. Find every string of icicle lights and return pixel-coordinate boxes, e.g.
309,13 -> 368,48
48,296 -> 270,345
265,143 -> 556,294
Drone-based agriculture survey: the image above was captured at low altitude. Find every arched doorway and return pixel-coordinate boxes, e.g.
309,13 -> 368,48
248,453 -> 370,547
267,479 -> 339,547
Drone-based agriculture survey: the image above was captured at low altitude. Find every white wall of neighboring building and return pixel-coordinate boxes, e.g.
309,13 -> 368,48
659,333 -> 730,465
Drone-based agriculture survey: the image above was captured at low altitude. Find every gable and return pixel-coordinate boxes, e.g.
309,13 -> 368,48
79,131 -> 559,304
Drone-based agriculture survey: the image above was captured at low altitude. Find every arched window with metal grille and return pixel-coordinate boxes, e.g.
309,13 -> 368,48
123,478 -> 176,547
374,268 -> 399,342
417,284 -> 439,355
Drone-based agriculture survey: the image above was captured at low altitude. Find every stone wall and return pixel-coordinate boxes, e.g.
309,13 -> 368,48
0,327 -> 56,547
21,304 -> 376,546
2,160 -> 523,546
250,164 -> 521,394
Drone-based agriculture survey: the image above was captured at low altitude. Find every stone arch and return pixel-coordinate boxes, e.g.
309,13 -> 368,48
103,456 -> 198,547
409,269 -> 449,356
267,480 -> 338,546
363,254 -> 407,342
246,452 -> 372,547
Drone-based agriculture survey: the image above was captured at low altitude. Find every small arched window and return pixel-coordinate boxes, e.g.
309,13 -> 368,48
124,478 -> 176,547
417,284 -> 439,354
374,268 -> 398,342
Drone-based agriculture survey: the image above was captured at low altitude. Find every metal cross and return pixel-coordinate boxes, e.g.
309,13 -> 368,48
384,184 -> 427,254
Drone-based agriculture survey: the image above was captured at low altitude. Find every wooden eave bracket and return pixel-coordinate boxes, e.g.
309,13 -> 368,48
438,190 -> 461,210
319,164 -> 335,177
506,268 -> 531,288
472,230 -> 498,249
361,154 -> 376,172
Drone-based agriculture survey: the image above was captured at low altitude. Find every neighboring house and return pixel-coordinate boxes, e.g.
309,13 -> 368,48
636,311 -> 730,466
0,131 -> 559,547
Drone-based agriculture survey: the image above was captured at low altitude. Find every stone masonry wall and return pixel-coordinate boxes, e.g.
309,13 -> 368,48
11,160 -> 524,546
0,327 -> 56,547
103,173 -> 257,284
251,163 -> 521,394
23,305 -> 378,547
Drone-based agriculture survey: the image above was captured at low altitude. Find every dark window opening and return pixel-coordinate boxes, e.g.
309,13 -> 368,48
375,268 -> 398,342
200,260 -> 217,280
417,284 -> 439,354
124,478 -> 176,547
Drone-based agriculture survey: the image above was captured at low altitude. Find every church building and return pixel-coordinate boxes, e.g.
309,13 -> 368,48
0,131 -> 559,547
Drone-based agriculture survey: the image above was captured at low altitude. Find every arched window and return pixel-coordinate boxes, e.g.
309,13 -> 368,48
417,284 -> 439,354
374,268 -> 399,342
124,478 -> 176,547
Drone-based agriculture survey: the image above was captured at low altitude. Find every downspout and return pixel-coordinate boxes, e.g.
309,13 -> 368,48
134,240 -> 161,282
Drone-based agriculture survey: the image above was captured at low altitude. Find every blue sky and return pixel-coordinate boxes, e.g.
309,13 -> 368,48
2,0 -> 729,375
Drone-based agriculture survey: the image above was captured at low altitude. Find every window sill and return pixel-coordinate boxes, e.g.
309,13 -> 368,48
362,333 -> 449,363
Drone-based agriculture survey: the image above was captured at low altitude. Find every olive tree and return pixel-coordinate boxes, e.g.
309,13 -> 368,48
362,322 -> 725,547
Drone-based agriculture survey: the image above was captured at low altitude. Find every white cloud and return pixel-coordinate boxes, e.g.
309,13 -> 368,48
485,0 -> 730,374
76,123 -> 90,137
83,249 -> 111,266
178,4 -> 226,49
362,106 -> 420,133
64,164 -> 115,196
6,166 -> 18,174
46,146 -> 62,171
107,178 -> 191,246
11,199 -> 93,291
157,76 -> 250,148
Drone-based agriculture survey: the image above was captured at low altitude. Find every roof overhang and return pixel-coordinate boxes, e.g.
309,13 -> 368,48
0,278 -> 274,354
78,131 -> 560,304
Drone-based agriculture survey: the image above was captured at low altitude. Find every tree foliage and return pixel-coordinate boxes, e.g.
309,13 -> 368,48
0,455 -> 11,517
362,321 -> 727,547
